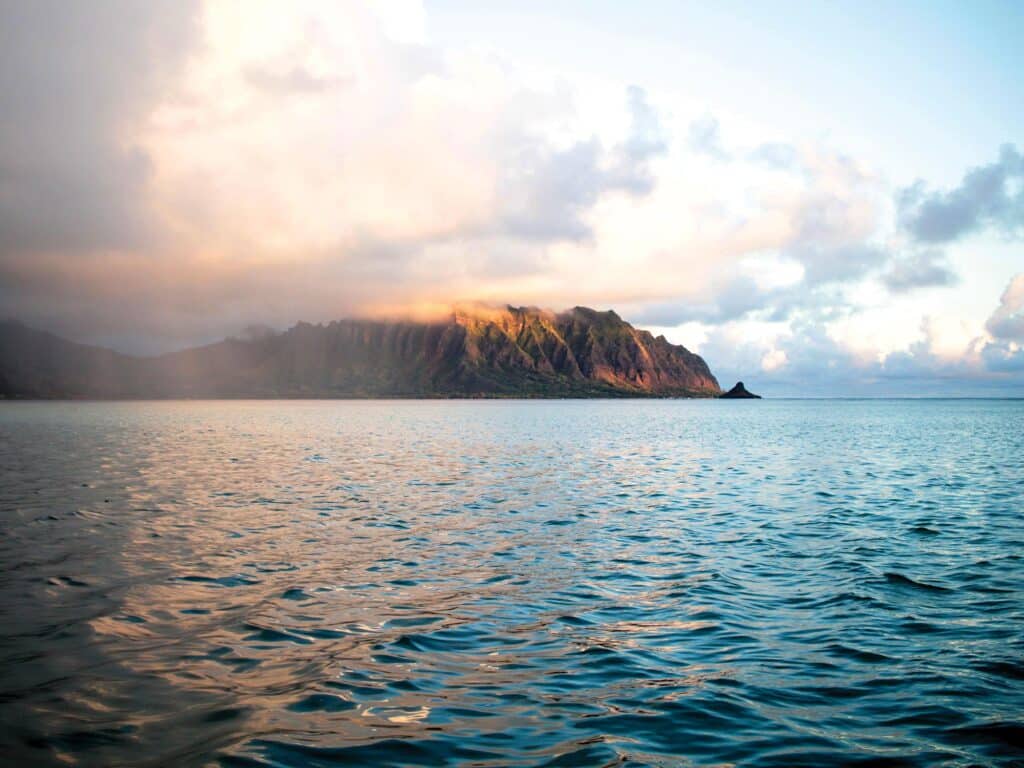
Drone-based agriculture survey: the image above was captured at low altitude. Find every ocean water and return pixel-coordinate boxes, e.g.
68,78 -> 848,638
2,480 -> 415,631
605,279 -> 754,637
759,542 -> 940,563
0,399 -> 1022,767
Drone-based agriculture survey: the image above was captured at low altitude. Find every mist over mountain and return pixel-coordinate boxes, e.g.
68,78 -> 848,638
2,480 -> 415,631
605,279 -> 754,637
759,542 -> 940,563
0,306 -> 721,398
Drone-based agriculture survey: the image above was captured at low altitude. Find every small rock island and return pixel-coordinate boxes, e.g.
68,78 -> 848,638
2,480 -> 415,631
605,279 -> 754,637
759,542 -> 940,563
720,381 -> 761,399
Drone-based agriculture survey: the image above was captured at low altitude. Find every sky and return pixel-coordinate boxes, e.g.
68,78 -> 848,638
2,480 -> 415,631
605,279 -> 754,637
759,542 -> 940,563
0,0 -> 1021,395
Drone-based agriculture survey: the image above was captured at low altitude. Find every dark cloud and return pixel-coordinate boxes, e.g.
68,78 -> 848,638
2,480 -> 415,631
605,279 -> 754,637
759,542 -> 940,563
981,341 -> 1024,373
881,250 -> 957,293
0,0 -> 199,255
897,143 -> 1024,244
788,244 -> 889,285
687,115 -> 730,161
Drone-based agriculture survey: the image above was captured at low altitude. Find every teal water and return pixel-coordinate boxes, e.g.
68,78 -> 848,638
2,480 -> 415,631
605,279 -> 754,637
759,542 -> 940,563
0,400 -> 1022,766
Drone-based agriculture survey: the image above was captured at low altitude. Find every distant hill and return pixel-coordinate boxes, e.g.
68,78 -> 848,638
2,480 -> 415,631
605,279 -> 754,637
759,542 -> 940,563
0,306 -> 721,398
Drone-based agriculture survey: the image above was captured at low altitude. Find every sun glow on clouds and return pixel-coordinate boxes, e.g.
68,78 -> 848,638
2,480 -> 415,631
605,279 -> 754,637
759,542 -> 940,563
141,0 -> 718,319
0,0 -> 1020,392
148,1 -> 494,250
151,0 -> 889,310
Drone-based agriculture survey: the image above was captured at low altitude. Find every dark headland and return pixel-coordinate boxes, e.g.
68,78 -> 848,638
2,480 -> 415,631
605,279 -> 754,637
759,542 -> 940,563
720,381 -> 761,399
0,306 -> 726,399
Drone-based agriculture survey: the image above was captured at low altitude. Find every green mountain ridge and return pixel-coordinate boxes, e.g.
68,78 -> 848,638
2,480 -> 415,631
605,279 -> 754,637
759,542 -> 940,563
0,306 -> 721,398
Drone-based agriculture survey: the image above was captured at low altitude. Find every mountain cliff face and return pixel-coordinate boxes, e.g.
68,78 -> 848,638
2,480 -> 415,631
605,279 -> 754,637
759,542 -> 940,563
0,306 -> 721,398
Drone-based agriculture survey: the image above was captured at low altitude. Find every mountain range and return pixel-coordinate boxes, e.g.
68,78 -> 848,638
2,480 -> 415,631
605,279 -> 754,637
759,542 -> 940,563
0,305 -> 722,398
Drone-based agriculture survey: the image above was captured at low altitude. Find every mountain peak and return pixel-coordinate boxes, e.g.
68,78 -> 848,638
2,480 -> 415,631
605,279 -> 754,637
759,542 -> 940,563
0,306 -> 722,398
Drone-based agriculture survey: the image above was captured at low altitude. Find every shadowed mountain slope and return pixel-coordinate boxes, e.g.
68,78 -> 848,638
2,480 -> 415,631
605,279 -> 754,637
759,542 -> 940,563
0,306 -> 721,398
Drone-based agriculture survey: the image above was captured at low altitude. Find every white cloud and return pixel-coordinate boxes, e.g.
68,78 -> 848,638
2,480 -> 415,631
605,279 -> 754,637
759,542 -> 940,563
2,0 -> 905,347
761,348 -> 787,372
0,0 -> 1019,395
986,273 -> 1024,342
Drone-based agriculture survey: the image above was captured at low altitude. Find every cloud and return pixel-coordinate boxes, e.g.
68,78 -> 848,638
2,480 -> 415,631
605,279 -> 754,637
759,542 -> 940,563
0,0 -> 934,351
789,244 -> 889,285
632,139 -> 896,326
687,115 -> 730,161
0,1 -> 199,255
748,142 -> 798,169
0,6 -> 886,352
548,135 -> 938,330
897,143 -> 1024,244
627,276 -> 773,326
986,273 -> 1024,341
148,8 -> 669,251
606,85 -> 668,194
0,2 -> 681,349
0,0 -> 1016,396
244,64 -> 349,94
981,341 -> 1024,373
753,148 -> 889,287
881,250 -> 957,293
698,311 -> 1021,397
496,86 -> 667,241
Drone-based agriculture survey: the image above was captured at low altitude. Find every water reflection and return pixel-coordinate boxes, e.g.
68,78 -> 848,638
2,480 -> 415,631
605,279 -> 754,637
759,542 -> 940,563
0,400 -> 1022,766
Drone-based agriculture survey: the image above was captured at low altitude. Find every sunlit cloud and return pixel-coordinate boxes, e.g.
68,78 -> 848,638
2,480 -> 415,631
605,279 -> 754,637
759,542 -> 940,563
0,0 -> 1020,393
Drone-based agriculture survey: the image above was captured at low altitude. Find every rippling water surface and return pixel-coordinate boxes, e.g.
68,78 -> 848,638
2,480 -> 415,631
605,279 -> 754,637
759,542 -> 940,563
1,400 -> 1023,767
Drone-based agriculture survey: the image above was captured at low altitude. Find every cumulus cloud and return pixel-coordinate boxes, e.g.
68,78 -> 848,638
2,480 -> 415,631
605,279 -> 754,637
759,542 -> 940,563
0,1 -> 676,347
0,1 -> 892,351
746,148 -> 890,288
699,311 -> 1020,397
881,250 -> 957,293
583,137 -> 941,330
790,244 -> 889,285
986,273 -> 1024,341
496,85 -> 667,241
0,0 -> 1015,395
638,140 -> 896,326
687,115 -> 730,161
897,143 -> 1024,244
981,341 -> 1024,373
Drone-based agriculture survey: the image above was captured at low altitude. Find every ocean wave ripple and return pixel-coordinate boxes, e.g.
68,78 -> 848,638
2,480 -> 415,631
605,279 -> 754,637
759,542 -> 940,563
0,399 -> 1022,766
